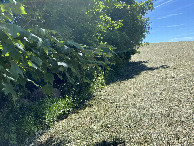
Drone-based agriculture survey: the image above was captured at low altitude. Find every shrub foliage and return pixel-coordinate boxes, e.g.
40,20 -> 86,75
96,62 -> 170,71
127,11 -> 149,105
0,0 -> 154,144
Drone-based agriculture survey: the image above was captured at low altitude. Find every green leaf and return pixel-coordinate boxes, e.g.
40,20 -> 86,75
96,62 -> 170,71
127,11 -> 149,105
2,23 -> 23,38
57,62 -> 68,68
10,61 -> 24,79
57,74 -> 63,80
5,52 -> 9,56
15,40 -> 24,51
31,71 -> 42,82
0,4 -> 6,13
28,61 -> 37,69
43,46 -> 49,55
56,45 -> 70,53
10,48 -> 21,60
0,44 -> 3,50
42,84 -> 53,95
1,43 -> 14,56
83,77 -> 91,83
28,61 -> 32,67
20,5 -> 27,14
2,83 -> 17,102
44,73 -> 54,84
58,66 -> 65,72
17,77 -> 26,87
65,72 -> 75,83
31,56 -> 43,67
0,65 -> 3,70
66,40 -> 83,50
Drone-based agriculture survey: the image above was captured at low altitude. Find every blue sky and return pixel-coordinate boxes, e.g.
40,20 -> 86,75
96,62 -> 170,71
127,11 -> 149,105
137,0 -> 194,43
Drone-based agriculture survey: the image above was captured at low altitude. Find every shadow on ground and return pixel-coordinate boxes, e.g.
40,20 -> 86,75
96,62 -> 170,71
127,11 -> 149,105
35,137 -> 125,146
107,61 -> 169,84
57,61 -> 169,116
33,135 -> 70,146
31,61 -> 169,145
94,138 -> 126,146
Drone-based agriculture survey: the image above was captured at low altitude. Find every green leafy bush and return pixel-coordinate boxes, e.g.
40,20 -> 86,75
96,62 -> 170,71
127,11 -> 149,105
0,0 -> 154,144
0,96 -> 76,145
87,0 -> 154,61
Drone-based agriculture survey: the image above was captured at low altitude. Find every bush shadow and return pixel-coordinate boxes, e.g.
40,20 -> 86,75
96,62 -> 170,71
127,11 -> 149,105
28,61 -> 169,145
106,61 -> 169,84
30,135 -> 70,146
94,138 -> 126,146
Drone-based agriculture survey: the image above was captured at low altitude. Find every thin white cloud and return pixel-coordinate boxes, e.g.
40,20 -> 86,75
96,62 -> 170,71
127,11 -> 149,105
170,2 -> 194,13
155,0 -> 174,8
154,0 -> 166,5
157,13 -> 183,20
175,33 -> 194,37
149,24 -> 184,28
168,36 -> 194,42
166,24 -> 184,28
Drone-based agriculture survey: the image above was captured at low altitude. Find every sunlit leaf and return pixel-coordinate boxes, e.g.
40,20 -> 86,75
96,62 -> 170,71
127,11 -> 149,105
57,62 -> 68,68
28,61 -> 38,69
20,5 -> 27,14
0,4 -> 6,12
28,61 -> 32,67
15,40 -> 24,51
5,52 -> 9,56
43,46 -> 49,55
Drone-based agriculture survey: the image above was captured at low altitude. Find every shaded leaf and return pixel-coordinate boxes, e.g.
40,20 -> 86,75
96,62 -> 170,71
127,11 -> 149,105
44,73 -> 54,84
0,65 -> 3,70
10,61 -> 24,79
42,84 -> 53,95
17,77 -> 27,87
65,72 -> 75,83
31,56 -> 42,67
1,43 -> 14,56
2,83 -> 17,102
66,40 -> 83,50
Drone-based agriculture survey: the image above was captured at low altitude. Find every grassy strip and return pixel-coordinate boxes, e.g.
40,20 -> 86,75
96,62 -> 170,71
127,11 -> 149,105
0,69 -> 107,145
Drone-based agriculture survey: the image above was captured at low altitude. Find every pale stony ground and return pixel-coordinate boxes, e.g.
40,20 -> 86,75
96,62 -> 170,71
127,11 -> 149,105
32,41 -> 194,145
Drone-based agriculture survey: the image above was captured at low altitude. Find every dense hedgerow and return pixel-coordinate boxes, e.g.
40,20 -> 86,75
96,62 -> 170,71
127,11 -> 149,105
0,0 -> 154,144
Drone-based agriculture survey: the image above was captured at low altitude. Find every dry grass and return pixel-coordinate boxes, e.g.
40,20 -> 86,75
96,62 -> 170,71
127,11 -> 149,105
32,41 -> 194,145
